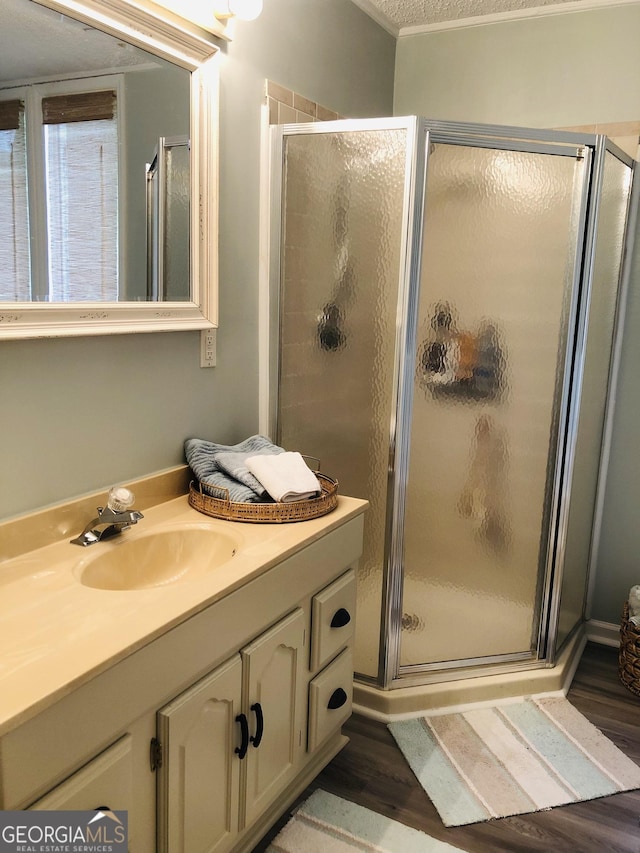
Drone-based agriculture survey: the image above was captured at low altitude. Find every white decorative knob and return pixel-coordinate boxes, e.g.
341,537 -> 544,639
107,486 -> 135,513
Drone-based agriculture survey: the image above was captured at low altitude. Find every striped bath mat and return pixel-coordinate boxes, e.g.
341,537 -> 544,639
267,789 -> 466,852
389,695 -> 640,826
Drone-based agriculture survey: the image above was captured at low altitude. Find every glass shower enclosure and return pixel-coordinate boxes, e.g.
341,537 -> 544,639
268,117 -> 634,689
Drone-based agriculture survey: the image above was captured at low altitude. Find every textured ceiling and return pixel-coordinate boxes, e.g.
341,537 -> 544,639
0,0 -> 156,85
358,0 -> 586,30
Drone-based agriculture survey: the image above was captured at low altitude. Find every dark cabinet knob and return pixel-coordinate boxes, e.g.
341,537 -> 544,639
330,608 -> 351,628
328,687 -> 348,710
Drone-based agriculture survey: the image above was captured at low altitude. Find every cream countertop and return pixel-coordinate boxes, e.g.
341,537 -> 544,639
0,494 -> 367,737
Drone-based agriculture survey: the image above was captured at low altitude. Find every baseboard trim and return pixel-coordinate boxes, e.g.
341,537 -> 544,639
353,623 -> 620,722
585,618 -> 620,648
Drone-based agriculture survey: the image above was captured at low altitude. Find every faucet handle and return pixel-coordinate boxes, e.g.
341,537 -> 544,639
107,486 -> 136,513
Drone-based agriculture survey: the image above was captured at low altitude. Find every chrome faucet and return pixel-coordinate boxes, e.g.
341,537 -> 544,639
71,487 -> 144,547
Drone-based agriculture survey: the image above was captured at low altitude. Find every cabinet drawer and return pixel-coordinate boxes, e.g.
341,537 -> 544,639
310,569 -> 356,672
29,734 -> 133,812
307,648 -> 353,752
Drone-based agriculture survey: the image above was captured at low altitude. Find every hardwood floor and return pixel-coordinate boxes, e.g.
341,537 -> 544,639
252,642 -> 640,852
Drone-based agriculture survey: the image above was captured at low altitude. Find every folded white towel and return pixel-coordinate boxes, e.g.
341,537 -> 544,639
245,452 -> 321,503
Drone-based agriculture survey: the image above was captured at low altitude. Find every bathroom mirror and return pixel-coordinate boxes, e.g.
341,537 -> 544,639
0,0 -> 219,338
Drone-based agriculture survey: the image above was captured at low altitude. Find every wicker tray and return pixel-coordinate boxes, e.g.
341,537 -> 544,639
619,601 -> 640,697
188,473 -> 338,523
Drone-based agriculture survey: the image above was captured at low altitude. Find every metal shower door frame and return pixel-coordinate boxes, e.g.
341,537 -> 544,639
585,143 -> 639,627
549,137 -> 636,655
267,115 -> 422,441
268,116 -> 427,689
383,120 -> 598,688
268,116 -> 635,691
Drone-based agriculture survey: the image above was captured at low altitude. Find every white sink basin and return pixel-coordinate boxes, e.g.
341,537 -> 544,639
77,526 -> 240,591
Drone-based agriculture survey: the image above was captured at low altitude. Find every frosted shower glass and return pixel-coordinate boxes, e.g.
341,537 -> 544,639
0,116 -> 30,300
400,143 -> 584,668
277,128 -> 409,678
556,152 -> 632,650
163,142 -> 190,301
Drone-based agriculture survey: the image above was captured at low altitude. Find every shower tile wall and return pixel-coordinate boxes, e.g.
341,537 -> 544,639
266,80 -> 342,125
559,121 -> 640,160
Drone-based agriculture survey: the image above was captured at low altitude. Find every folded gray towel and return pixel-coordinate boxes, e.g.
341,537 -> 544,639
214,451 -> 269,497
185,435 -> 285,502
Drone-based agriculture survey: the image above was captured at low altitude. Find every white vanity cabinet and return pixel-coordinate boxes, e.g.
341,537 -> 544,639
155,567 -> 358,853
0,506 -> 364,853
156,609 -> 307,853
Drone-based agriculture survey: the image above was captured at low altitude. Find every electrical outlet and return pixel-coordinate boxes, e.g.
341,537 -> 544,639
200,328 -> 216,367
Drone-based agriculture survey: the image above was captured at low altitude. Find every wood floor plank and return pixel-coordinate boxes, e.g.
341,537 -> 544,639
252,643 -> 640,852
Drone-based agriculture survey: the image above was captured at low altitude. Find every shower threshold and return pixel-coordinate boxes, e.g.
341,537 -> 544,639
352,627 -> 586,721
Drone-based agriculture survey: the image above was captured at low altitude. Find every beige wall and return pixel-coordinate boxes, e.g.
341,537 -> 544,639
394,5 -> 640,129
393,3 -> 640,627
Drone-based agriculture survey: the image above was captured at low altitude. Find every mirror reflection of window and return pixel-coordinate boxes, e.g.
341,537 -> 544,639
44,89 -> 119,301
0,99 -> 30,300
0,80 -> 121,302
0,0 -> 194,311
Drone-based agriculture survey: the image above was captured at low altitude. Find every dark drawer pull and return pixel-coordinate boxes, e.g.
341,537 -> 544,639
235,713 -> 249,759
328,687 -> 348,710
330,608 -> 351,629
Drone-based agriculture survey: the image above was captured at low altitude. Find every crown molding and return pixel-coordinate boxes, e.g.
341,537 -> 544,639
38,0 -> 223,64
397,0 -> 640,36
349,0 -> 399,36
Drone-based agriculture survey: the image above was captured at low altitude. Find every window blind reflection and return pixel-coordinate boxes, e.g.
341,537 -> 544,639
45,115 -> 118,301
0,100 -> 30,300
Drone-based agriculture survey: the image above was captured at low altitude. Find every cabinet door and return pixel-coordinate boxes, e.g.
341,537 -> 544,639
241,608 -> 306,828
157,655 -> 242,853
